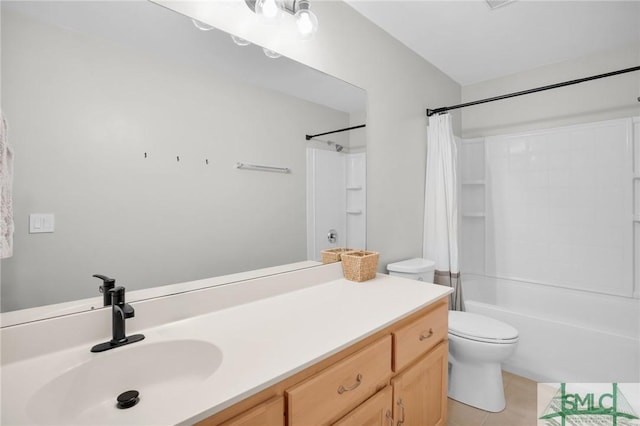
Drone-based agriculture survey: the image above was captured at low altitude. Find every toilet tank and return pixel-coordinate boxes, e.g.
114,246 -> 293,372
386,258 -> 436,283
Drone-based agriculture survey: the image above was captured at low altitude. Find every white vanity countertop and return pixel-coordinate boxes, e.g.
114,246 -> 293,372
1,273 -> 452,425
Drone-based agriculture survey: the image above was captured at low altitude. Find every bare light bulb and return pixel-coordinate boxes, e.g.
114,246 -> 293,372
262,48 -> 281,59
255,0 -> 281,20
231,35 -> 251,46
295,2 -> 318,39
191,19 -> 215,31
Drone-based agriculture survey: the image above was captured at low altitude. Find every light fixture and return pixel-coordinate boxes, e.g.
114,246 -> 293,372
254,0 -> 284,21
231,35 -> 251,46
262,48 -> 282,59
245,0 -> 318,38
294,0 -> 318,39
191,19 -> 215,31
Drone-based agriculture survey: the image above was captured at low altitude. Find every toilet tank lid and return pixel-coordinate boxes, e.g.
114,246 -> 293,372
449,311 -> 519,341
387,258 -> 436,273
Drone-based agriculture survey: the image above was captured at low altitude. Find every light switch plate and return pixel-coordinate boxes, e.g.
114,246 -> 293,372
29,213 -> 55,233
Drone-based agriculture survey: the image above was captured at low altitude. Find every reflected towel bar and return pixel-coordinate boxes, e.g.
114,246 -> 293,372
236,162 -> 290,173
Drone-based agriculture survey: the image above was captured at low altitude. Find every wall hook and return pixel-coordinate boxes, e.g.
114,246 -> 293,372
144,152 -> 147,158
177,156 -> 180,162
206,159 -> 209,165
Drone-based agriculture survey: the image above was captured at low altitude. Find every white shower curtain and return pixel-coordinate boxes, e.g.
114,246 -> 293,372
424,113 -> 463,310
1,111 -> 14,259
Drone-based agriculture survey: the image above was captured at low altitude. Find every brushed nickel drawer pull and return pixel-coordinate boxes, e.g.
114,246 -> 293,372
419,328 -> 434,341
397,398 -> 406,426
337,373 -> 363,394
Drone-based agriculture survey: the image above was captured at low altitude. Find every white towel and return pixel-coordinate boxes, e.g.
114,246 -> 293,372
1,111 -> 14,259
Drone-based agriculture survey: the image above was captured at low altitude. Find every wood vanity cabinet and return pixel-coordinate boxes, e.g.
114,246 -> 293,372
196,298 -> 448,426
218,397 -> 284,426
391,342 -> 448,426
388,299 -> 449,426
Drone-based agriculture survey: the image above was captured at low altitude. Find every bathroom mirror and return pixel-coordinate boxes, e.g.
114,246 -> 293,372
0,0 -> 366,323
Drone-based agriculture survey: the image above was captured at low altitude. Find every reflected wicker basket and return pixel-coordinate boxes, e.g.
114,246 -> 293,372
321,248 -> 354,264
341,250 -> 379,282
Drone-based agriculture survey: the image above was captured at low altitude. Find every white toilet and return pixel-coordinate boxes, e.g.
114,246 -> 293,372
447,311 -> 518,412
387,258 -> 519,413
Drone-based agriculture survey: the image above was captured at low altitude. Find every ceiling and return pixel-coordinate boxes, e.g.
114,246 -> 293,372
7,1 -> 637,96
345,0 -> 640,86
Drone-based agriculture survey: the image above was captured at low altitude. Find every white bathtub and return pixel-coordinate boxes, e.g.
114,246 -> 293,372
462,274 -> 640,383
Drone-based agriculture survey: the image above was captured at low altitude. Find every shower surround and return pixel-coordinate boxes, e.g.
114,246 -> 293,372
306,148 -> 366,260
459,117 -> 640,382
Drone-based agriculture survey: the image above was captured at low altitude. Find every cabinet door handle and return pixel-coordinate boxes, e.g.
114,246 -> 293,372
337,373 -> 363,394
396,398 -> 406,426
386,409 -> 394,426
419,328 -> 434,341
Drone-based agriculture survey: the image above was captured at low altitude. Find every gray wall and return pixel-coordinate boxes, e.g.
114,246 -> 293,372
0,8 -> 352,311
158,0 -> 462,270
461,43 -> 640,137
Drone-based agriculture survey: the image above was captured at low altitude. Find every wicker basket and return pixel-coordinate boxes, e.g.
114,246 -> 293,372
320,248 -> 354,264
341,250 -> 379,282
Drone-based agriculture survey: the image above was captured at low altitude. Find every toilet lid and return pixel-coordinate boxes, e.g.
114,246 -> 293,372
386,258 -> 436,273
449,311 -> 519,343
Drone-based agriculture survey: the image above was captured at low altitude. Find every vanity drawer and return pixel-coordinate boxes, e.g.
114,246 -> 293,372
286,335 -> 392,426
332,386 -> 392,426
216,396 -> 284,426
393,300 -> 447,372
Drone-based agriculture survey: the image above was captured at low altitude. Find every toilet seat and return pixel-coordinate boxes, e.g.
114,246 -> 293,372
449,311 -> 519,344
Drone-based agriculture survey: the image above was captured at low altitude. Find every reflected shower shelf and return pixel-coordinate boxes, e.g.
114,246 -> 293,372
347,210 -> 363,215
634,215 -> 640,223
462,180 -> 485,185
346,186 -> 362,190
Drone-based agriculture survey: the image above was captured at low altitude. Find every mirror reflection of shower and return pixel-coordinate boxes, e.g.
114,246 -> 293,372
305,128 -> 367,261
310,138 -> 345,152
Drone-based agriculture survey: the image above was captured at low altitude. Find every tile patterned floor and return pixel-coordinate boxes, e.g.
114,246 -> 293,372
447,371 -> 538,426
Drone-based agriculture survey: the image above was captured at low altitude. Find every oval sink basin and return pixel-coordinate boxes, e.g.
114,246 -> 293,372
27,339 -> 223,425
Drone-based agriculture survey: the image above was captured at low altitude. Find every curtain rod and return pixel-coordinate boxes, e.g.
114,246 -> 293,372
305,124 -> 366,140
426,66 -> 640,117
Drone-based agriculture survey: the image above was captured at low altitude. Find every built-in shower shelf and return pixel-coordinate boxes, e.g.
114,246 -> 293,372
346,186 -> 363,190
462,212 -> 485,218
462,180 -> 485,185
634,214 -> 640,223
633,174 -> 640,180
347,210 -> 363,215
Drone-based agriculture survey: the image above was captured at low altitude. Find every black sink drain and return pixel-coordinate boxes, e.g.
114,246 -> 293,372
116,390 -> 140,409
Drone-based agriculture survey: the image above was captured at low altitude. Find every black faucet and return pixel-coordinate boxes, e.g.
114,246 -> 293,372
91,286 -> 145,353
93,274 -> 116,306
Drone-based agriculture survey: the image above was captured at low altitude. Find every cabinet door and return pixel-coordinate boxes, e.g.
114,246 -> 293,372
217,396 -> 284,426
332,386 -> 393,426
391,341 -> 448,426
